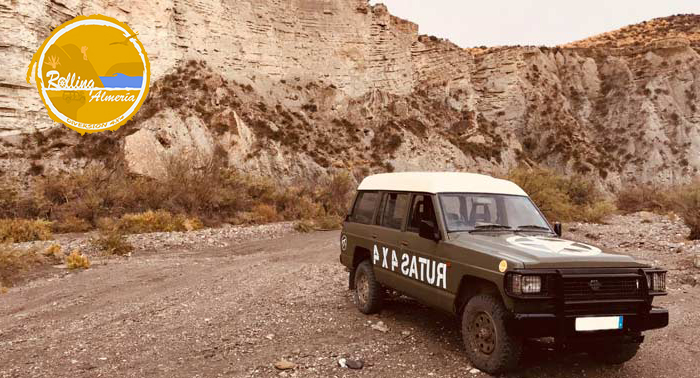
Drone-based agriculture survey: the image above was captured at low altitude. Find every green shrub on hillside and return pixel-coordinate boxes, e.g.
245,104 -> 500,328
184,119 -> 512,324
507,166 -> 615,223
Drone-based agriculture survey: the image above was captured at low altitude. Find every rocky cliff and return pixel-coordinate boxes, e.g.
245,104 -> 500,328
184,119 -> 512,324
1,1 -> 699,189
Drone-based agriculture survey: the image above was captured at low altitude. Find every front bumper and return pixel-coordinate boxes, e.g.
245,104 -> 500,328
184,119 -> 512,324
509,306 -> 668,339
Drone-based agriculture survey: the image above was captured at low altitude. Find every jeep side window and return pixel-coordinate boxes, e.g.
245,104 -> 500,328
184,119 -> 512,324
407,194 -> 437,233
349,191 -> 380,224
379,193 -> 410,230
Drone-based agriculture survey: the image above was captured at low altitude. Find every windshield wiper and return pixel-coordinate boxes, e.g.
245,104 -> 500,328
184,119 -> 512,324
469,224 -> 514,233
515,225 -> 552,232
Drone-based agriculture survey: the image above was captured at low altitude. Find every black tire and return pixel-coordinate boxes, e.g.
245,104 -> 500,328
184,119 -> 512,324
353,260 -> 382,314
589,342 -> 640,364
461,294 -> 522,374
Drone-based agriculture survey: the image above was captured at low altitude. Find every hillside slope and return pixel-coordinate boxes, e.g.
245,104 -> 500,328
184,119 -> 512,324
1,2 -> 699,189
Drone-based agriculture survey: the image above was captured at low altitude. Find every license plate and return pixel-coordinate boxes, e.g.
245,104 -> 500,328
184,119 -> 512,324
575,316 -> 623,331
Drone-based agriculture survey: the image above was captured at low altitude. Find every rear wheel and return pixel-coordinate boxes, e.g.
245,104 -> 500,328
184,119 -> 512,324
353,260 -> 382,314
461,294 -> 522,374
588,341 -> 640,364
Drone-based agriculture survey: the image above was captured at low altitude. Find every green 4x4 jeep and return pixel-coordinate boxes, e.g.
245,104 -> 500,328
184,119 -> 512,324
339,172 -> 668,374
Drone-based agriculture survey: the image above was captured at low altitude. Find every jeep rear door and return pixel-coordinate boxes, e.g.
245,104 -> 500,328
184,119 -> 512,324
370,192 -> 412,289
342,190 -> 382,268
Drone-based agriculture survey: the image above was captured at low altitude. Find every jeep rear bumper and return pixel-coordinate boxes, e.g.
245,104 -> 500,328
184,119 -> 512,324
508,306 -> 668,339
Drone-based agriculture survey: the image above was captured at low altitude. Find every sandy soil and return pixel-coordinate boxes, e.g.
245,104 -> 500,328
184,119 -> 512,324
1,214 -> 698,378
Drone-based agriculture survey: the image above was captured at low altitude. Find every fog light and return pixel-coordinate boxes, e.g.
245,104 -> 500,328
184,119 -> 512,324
508,274 -> 542,295
646,272 -> 666,292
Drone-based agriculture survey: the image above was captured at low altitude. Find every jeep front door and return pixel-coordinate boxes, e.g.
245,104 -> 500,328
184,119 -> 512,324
400,194 -> 451,309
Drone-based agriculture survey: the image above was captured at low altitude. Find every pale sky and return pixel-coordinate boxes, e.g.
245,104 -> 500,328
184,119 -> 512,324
369,0 -> 700,47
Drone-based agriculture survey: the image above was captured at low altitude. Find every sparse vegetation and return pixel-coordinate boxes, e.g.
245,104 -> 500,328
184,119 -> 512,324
616,182 -> 700,240
107,210 -> 203,235
0,244 -> 43,286
507,166 -> 615,223
65,250 -> 90,270
0,219 -> 53,243
674,183 -> 700,240
91,230 -> 134,256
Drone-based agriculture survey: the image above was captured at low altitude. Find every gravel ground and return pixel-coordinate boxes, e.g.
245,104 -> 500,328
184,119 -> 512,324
0,214 -> 698,378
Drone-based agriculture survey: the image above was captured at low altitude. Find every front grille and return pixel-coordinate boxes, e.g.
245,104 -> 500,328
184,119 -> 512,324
562,276 -> 642,301
564,301 -> 643,316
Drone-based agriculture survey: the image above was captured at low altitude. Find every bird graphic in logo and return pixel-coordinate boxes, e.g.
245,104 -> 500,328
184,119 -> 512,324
109,32 -> 139,46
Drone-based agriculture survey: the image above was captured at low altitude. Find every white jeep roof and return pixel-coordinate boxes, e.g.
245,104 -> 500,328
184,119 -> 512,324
357,172 -> 528,196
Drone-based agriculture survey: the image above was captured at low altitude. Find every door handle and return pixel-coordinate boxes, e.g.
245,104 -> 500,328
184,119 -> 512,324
371,234 -> 378,239
400,241 -> 409,246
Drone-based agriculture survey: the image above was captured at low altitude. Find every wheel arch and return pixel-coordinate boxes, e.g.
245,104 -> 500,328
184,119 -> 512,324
454,275 -> 502,315
349,246 -> 371,289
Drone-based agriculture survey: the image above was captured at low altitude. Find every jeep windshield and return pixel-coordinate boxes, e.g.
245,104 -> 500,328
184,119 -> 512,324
438,193 -> 552,233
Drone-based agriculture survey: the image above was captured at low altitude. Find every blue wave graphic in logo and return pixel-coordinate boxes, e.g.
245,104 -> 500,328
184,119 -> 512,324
98,73 -> 143,88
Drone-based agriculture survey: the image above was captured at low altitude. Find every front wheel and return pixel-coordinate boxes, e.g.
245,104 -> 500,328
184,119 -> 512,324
353,260 -> 382,314
461,294 -> 522,374
588,341 -> 640,364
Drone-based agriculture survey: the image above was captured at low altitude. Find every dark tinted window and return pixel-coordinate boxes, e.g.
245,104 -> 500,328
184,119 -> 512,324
407,194 -> 437,233
349,191 -> 380,224
380,193 -> 410,230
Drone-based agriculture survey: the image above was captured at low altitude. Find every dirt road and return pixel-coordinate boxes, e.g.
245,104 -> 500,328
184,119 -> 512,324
1,219 -> 699,377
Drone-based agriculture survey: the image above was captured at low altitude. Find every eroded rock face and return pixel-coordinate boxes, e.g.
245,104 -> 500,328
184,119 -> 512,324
2,1 -> 699,187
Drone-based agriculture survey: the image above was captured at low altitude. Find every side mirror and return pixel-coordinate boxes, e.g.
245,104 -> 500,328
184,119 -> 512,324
553,222 -> 562,237
419,220 -> 441,242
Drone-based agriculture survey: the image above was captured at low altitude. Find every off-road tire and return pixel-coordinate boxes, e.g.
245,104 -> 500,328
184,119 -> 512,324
588,342 -> 640,364
353,260 -> 382,314
461,294 -> 522,374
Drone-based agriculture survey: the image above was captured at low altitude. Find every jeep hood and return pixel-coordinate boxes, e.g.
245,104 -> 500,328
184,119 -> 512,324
450,232 -> 646,269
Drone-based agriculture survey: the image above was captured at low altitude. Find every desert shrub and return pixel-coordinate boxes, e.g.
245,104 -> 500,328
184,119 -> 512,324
251,204 -> 279,223
42,244 -> 65,263
507,167 -> 574,221
318,171 -> 355,216
91,230 -> 134,256
673,183 -> 700,240
112,210 -> 203,234
52,216 -> 93,234
507,166 -> 614,223
293,215 -> 343,232
314,215 -> 343,230
616,184 -> 673,214
0,245 -> 43,286
294,219 -> 316,233
65,250 -> 90,270
0,219 -> 53,243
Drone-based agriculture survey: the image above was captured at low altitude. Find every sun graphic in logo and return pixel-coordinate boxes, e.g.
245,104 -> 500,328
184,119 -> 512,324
26,15 -> 150,134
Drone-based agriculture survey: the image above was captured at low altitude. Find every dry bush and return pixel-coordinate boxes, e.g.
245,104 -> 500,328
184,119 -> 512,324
507,166 -> 614,223
672,183 -> 700,240
318,171 -> 355,216
314,215 -> 343,230
91,230 -> 134,256
616,184 -> 673,214
42,244 -> 65,263
0,244 -> 43,286
251,204 -> 279,223
111,210 -> 202,234
52,216 -> 92,234
0,219 -> 53,243
294,219 -> 316,233
65,250 -> 90,270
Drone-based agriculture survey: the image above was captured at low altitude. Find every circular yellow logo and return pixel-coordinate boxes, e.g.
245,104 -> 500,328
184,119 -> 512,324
26,15 -> 150,134
498,260 -> 508,273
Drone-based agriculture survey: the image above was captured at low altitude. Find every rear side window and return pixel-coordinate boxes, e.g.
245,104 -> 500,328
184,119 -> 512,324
379,193 -> 410,230
349,191 -> 380,224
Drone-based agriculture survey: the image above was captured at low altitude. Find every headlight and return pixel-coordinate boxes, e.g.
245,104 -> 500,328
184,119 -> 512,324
508,274 -> 542,295
646,271 -> 666,292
